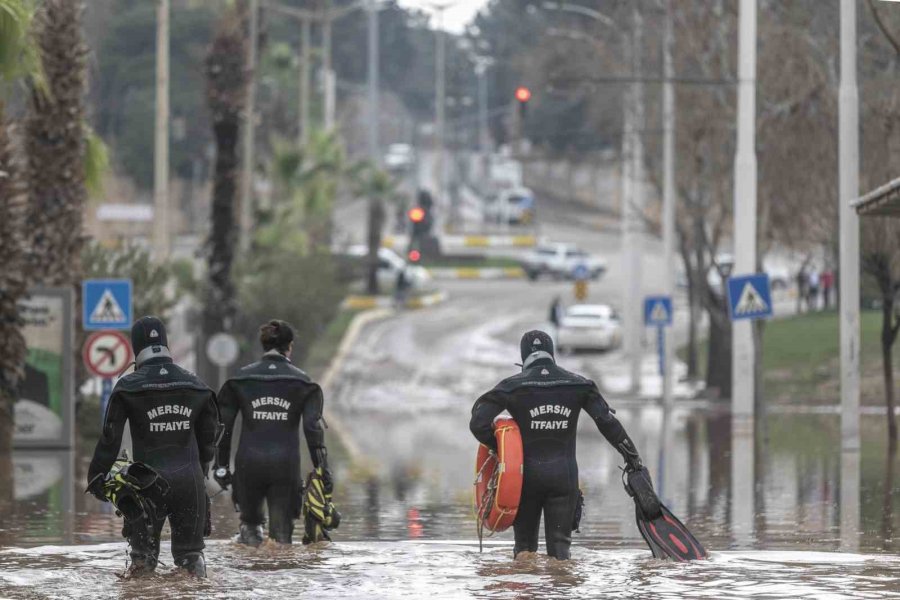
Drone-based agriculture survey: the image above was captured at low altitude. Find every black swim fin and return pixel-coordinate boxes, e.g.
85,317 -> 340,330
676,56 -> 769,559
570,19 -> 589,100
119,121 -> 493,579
624,467 -> 708,561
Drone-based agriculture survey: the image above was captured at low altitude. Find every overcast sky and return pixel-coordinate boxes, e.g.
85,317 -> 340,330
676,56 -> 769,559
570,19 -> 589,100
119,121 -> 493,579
396,0 -> 490,33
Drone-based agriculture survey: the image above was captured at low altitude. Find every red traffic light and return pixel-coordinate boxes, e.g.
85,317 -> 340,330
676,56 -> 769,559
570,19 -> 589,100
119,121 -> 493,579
408,249 -> 422,262
408,207 -> 426,223
515,86 -> 531,103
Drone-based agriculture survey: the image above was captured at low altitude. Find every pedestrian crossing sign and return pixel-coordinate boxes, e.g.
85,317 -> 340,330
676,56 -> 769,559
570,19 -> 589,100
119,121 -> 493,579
727,273 -> 773,321
82,279 -> 133,330
643,295 -> 673,327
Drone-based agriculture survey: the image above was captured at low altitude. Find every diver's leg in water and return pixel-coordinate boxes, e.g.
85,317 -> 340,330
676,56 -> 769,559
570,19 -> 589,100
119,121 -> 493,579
169,482 -> 207,577
119,497 -> 162,574
266,478 -> 298,544
512,489 -> 543,557
543,492 -> 577,560
235,472 -> 266,546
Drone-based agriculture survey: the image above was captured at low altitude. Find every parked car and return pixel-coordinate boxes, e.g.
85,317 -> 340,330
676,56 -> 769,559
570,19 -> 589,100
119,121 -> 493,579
521,243 -> 607,281
344,245 -> 433,293
483,187 -> 536,225
556,304 -> 623,352
384,143 -> 415,171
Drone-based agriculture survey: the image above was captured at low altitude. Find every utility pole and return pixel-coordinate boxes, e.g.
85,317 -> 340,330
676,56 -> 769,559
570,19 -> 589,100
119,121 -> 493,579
433,3 -> 450,207
661,0 -> 675,407
300,16 -> 311,144
624,4 -> 645,395
839,0 -> 860,551
323,0 -> 336,131
241,0 -> 259,250
475,58 -> 490,188
732,0 -> 757,420
367,0 -> 379,163
153,0 -> 170,261
839,0 -> 860,452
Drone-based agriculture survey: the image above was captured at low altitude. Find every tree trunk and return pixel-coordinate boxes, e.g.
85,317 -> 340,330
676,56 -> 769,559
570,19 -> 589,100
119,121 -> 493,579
882,297 -> 897,446
706,307 -> 732,399
366,196 -> 385,295
679,242 -> 699,379
0,109 -> 30,460
26,0 -> 88,287
201,5 -> 249,383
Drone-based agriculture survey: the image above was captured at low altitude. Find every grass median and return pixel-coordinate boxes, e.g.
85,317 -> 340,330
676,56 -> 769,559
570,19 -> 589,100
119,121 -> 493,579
681,310 -> 899,404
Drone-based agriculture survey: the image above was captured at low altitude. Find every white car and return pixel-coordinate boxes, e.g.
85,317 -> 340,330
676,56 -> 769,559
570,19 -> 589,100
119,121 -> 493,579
345,246 -> 433,293
483,187 -> 536,225
521,243 -> 606,281
556,304 -> 623,352
384,143 -> 415,171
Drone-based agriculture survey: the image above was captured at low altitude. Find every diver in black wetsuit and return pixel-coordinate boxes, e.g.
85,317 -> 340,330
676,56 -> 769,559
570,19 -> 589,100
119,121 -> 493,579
87,316 -> 220,577
469,330 -> 645,560
214,320 -> 331,545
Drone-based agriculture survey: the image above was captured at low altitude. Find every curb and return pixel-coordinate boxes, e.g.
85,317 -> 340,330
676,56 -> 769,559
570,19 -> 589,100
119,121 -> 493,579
382,234 -> 536,250
319,308 -> 393,461
427,267 -> 525,280
341,290 -> 448,310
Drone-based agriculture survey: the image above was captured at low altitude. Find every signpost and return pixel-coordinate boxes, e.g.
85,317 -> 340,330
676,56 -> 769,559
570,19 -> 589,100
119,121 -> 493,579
727,273 -> 773,322
206,332 -> 240,389
573,263 -> 589,302
82,279 -> 133,331
644,296 -> 673,396
83,330 -> 134,424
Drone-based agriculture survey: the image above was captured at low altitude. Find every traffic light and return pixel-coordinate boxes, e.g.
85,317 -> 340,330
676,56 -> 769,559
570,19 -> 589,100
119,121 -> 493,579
407,204 -> 432,238
408,249 -> 422,263
515,86 -> 531,122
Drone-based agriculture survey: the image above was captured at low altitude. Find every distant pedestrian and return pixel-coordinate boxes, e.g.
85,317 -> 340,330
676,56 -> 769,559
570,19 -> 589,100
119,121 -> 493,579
549,296 -> 563,329
821,270 -> 834,309
796,269 -> 808,314
394,268 -> 410,307
807,269 -> 820,311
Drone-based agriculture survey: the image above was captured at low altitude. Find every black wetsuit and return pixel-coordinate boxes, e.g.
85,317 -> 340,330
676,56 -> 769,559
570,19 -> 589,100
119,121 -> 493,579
88,357 -> 219,568
217,352 -> 327,543
469,357 -> 637,559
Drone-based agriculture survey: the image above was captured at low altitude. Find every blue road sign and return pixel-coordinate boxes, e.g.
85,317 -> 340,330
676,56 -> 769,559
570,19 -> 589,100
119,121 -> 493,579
83,279 -> 133,330
572,263 -> 590,281
727,273 -> 773,321
644,295 -> 673,327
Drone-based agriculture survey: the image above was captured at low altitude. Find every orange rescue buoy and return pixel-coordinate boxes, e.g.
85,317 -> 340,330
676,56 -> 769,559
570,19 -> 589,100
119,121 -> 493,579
474,417 -> 524,533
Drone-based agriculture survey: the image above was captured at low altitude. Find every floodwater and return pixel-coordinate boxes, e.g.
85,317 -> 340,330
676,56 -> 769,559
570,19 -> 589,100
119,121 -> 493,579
2,406 -> 899,598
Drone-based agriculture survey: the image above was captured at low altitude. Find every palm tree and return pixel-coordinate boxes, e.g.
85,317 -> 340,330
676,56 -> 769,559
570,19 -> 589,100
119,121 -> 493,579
25,0 -> 88,287
0,0 -> 42,502
201,1 -> 249,382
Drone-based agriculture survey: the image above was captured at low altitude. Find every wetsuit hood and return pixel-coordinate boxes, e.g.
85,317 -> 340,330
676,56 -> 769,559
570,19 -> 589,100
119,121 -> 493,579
520,330 -> 554,362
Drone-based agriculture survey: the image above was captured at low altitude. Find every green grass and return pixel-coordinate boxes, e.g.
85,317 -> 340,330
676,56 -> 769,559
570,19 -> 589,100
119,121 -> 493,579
679,310 -> 898,404
420,255 -> 522,269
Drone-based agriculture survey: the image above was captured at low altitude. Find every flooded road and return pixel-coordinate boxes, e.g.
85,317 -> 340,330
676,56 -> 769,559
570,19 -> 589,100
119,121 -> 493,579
2,282 -> 900,597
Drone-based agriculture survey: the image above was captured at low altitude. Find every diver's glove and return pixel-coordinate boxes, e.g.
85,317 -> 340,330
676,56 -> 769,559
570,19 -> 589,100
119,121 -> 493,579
616,436 -> 644,471
85,472 -> 109,503
624,465 -> 662,520
213,467 -> 233,491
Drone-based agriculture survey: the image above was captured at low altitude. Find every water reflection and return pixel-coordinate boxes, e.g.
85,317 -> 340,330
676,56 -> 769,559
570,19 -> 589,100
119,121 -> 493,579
841,449 -> 860,552
2,408 -> 900,597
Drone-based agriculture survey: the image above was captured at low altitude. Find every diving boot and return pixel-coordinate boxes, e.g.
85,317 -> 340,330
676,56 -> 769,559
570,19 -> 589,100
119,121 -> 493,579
175,552 -> 207,578
122,553 -> 157,579
237,522 -> 264,547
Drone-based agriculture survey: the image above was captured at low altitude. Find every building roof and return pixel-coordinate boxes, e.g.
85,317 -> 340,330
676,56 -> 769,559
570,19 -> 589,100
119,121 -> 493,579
853,176 -> 900,217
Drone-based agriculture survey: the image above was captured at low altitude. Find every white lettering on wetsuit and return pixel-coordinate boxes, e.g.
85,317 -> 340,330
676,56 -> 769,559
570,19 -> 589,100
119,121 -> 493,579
146,404 -> 193,420
253,410 -> 289,421
251,396 -> 290,410
529,404 -> 572,430
529,404 -> 572,419
531,420 -> 569,430
150,420 -> 191,432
